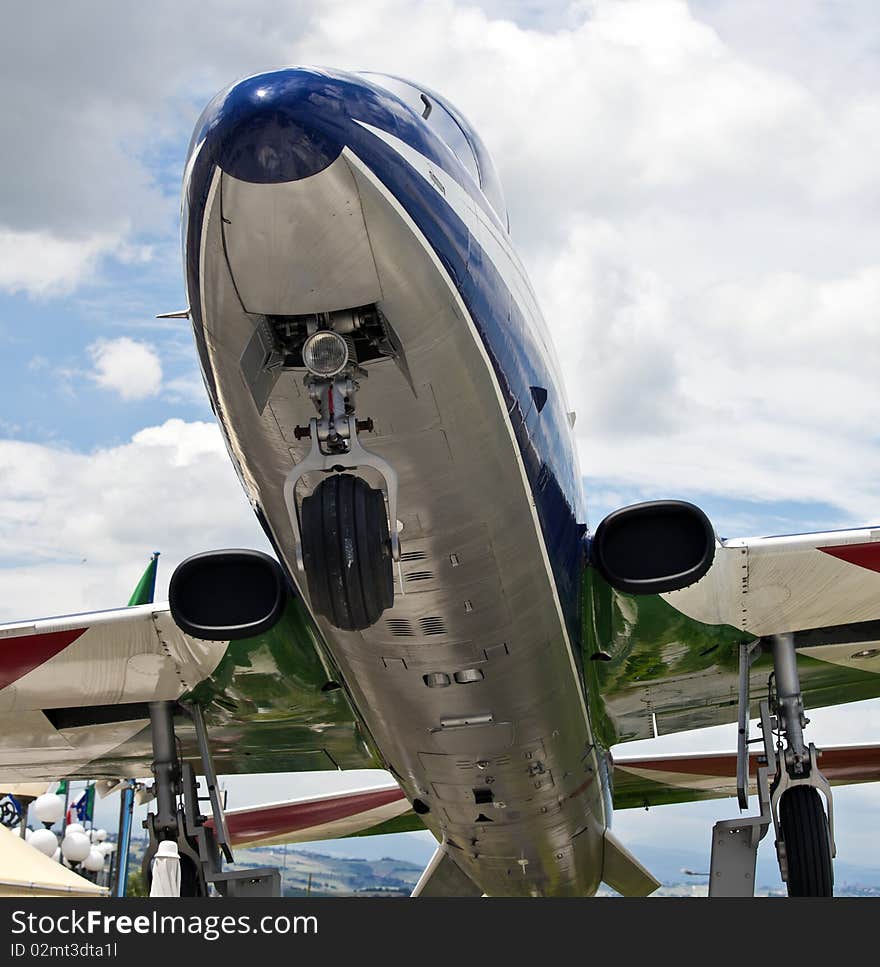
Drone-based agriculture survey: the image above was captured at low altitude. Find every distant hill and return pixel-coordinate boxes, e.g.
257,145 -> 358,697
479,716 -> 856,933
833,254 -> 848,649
618,840 -> 880,891
132,836 -> 880,896
231,846 -> 424,897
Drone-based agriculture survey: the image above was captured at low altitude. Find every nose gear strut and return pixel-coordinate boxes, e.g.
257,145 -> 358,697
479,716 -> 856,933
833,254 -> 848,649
284,361 -> 399,631
284,411 -> 400,571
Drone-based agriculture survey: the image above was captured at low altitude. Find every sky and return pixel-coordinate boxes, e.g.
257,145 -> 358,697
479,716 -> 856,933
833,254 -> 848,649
2,0 -> 880,886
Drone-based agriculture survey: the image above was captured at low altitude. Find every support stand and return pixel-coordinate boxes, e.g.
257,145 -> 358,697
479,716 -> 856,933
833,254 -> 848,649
709,700 -> 775,896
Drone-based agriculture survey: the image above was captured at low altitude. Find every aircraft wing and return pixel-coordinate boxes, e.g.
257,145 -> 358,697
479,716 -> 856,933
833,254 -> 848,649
0,599 -> 377,783
665,526 -> 880,638
611,742 -> 880,810
589,526 -> 880,743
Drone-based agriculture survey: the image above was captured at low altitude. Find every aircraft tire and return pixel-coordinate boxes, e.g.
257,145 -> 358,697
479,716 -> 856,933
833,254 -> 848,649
779,786 -> 833,897
301,473 -> 394,630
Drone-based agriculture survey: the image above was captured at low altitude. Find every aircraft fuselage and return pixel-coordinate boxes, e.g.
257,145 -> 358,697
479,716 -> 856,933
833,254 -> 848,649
184,67 -> 605,896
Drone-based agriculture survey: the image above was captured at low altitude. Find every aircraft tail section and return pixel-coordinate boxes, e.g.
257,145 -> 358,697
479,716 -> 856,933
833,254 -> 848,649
601,829 -> 661,897
411,845 -> 483,897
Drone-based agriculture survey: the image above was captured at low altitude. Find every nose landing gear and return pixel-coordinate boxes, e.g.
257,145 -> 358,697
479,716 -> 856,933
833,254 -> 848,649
284,373 -> 399,632
301,472 -> 394,630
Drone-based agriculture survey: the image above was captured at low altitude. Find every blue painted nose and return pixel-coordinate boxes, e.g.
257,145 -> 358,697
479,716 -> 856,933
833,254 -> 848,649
199,68 -> 350,184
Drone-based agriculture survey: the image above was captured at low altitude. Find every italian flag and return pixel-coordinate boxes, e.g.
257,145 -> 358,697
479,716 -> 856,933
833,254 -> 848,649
66,784 -> 96,825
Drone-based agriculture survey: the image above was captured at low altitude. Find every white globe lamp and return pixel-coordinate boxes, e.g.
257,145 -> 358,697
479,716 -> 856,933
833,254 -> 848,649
33,794 -> 65,826
83,848 -> 105,873
30,828 -> 58,856
61,831 -> 91,864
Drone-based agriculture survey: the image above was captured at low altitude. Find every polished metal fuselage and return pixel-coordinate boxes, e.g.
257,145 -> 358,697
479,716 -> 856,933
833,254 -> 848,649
188,92 -> 606,896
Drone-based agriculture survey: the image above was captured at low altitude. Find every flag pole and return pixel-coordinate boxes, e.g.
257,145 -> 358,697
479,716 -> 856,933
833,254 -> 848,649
111,781 -> 135,897
16,796 -> 33,839
60,781 -> 70,837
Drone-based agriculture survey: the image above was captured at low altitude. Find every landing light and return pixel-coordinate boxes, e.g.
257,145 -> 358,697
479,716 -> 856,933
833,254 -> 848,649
302,330 -> 349,377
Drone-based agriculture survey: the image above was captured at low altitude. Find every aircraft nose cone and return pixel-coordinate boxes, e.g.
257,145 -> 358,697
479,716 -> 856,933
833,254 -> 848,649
205,68 -> 347,184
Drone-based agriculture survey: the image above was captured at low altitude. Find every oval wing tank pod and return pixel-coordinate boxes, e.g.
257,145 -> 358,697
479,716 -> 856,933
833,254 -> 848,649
591,500 -> 716,595
169,549 -> 287,640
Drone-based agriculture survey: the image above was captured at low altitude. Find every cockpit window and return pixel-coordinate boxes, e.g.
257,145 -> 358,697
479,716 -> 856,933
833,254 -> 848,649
363,73 -> 508,230
420,94 -> 480,184
370,74 -> 426,118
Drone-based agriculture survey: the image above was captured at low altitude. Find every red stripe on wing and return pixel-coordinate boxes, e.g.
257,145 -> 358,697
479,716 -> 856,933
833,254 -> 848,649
619,745 -> 880,784
819,542 -> 880,573
0,628 -> 87,690
221,786 -> 407,846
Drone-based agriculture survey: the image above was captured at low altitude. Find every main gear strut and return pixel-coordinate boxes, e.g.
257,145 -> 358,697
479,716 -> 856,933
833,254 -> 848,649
708,634 -> 835,896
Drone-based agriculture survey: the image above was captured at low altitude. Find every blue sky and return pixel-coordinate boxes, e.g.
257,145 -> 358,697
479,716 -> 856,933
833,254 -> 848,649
3,0 -> 880,887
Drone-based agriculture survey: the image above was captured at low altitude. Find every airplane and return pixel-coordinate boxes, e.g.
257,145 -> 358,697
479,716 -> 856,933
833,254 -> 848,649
3,66 -> 880,897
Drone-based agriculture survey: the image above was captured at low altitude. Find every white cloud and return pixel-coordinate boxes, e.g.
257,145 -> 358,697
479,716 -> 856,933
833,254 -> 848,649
0,1 -> 315,293
0,419 -> 268,622
293,1 -> 873,230
89,337 -> 163,400
2,1 -> 880,872
2,0 -> 877,310
0,229 -> 122,297
534,214 -> 880,523
1,0 -> 878,616
274,0 -> 880,525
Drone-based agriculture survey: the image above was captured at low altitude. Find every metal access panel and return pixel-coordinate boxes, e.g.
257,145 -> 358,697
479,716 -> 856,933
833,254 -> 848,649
211,868 -> 282,898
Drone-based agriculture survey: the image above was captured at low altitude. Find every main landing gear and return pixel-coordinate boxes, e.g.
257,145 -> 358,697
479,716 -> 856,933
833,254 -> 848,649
283,322 -> 399,632
142,701 -> 280,897
709,633 -> 834,897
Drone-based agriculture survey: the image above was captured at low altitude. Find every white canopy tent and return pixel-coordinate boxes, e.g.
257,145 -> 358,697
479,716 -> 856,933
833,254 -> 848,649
0,823 -> 108,897
0,782 -> 52,799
